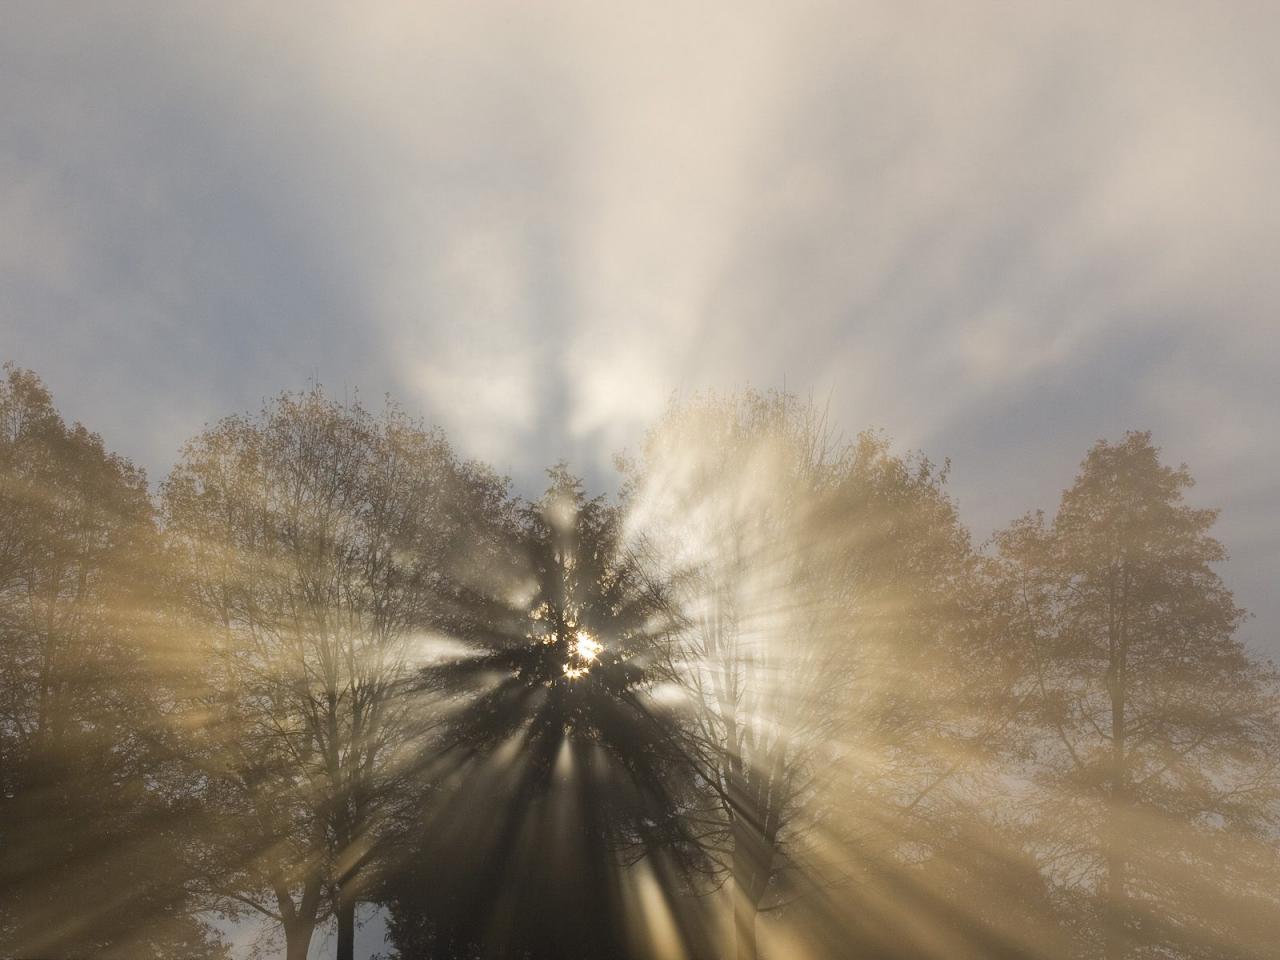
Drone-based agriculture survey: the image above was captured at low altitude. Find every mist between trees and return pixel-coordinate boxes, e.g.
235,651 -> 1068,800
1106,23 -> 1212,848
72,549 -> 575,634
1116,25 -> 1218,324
2,362 -> 1277,960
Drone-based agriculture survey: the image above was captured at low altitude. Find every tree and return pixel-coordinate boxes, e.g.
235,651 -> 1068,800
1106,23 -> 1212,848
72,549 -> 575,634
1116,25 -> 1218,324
624,395 -> 900,957
0,365 -> 226,959
384,466 -> 705,960
162,387 -> 497,960
634,394 -> 861,960
995,432 -> 1280,959
626,392 -> 1032,960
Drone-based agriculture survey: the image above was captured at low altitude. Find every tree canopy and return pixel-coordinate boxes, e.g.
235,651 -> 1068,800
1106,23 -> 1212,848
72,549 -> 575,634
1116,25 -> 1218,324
2,366 -> 1277,960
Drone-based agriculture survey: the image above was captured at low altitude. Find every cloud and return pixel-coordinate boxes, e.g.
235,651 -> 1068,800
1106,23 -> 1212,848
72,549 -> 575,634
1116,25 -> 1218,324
2,0 -> 1277,649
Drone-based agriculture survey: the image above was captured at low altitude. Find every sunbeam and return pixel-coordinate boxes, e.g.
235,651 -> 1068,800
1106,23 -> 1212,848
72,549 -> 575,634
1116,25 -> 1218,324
4,2 -> 1280,957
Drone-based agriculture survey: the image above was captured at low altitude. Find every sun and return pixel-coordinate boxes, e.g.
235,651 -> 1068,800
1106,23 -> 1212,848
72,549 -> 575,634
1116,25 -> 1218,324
573,630 -> 603,662
561,629 -> 604,680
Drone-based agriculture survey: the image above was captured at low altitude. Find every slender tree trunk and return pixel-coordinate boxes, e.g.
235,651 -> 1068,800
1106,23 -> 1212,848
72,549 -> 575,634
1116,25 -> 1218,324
734,886 -> 759,960
1104,580 -> 1129,960
731,815 -> 767,960
1104,716 -> 1128,960
336,891 -> 356,960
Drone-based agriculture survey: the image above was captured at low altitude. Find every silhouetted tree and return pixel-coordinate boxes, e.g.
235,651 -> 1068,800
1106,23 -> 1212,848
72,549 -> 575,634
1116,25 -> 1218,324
383,466 -> 704,960
995,432 -> 1280,959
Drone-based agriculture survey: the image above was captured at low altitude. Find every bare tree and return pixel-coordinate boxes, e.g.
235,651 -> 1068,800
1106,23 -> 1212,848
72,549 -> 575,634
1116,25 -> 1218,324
162,387 -> 495,960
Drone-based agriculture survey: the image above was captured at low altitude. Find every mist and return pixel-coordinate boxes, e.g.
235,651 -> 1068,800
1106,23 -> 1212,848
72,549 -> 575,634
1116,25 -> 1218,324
3,3 -> 1280,958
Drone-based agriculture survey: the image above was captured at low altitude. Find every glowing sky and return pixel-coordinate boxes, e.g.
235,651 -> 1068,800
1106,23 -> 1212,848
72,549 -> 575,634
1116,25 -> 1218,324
3,0 -> 1277,658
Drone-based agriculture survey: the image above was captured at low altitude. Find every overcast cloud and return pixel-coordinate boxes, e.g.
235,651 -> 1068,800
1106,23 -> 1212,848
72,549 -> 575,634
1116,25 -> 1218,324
3,0 -> 1277,656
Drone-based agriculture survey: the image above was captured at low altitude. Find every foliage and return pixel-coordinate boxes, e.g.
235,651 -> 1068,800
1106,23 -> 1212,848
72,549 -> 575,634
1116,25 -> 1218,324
0,365 -> 227,959
995,432 -> 1280,958
3,365 -> 1278,960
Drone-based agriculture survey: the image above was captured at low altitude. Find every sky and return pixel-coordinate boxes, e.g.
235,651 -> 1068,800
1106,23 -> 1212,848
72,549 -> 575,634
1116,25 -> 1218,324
3,0 -> 1278,675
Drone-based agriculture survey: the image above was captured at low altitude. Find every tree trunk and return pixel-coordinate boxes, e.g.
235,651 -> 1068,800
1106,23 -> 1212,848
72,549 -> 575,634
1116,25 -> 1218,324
284,918 -> 316,960
1104,848 -> 1126,960
731,815 -> 767,960
1104,579 -> 1129,960
1104,743 -> 1129,960
336,892 -> 356,960
734,888 -> 759,960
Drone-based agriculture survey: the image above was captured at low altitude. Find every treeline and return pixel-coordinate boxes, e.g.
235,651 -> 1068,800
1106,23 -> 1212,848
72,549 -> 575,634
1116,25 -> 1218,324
1,363 -> 1277,960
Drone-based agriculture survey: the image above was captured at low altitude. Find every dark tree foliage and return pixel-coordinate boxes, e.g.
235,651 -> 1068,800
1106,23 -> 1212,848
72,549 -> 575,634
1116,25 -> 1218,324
382,466 -> 708,960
